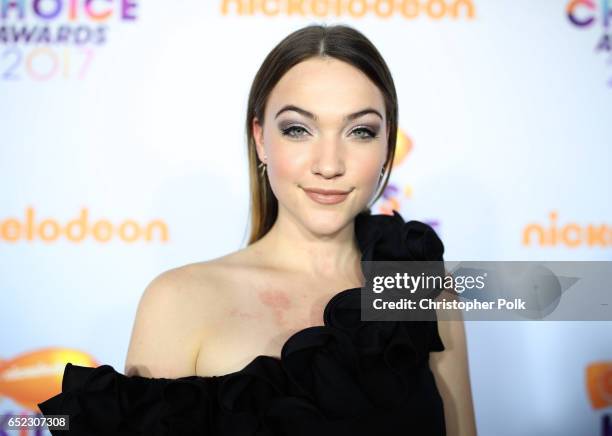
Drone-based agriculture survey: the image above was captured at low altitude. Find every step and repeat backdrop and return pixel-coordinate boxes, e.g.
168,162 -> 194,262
1,1 -> 611,435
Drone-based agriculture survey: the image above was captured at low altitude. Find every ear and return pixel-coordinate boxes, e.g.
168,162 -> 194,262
252,117 -> 266,162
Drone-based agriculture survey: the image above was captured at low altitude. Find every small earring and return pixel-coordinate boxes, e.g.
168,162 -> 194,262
258,161 -> 267,178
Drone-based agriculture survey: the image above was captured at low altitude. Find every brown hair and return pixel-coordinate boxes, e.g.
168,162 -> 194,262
245,24 -> 398,245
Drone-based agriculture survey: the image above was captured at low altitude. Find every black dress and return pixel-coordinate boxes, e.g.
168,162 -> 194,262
37,211 -> 447,436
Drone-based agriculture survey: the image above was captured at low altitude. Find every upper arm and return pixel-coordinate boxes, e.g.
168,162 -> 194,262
124,268 -> 206,379
429,294 -> 478,436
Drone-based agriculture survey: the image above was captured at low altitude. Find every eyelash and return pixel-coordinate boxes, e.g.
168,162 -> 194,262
280,125 -> 378,140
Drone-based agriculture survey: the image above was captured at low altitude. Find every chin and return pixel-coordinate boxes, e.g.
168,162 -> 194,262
299,207 -> 354,236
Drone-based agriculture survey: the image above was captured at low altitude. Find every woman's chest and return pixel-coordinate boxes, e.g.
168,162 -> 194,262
193,272 -> 352,377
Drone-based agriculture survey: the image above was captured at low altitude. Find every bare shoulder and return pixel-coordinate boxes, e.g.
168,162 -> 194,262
124,250 -> 253,379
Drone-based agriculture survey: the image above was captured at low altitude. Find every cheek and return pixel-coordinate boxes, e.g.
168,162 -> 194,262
356,162 -> 381,194
265,137 -> 309,184
353,147 -> 387,187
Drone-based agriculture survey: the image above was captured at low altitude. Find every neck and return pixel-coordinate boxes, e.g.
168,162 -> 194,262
253,207 -> 363,282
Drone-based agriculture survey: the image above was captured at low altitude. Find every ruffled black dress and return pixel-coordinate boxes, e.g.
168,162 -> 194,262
38,211 -> 447,435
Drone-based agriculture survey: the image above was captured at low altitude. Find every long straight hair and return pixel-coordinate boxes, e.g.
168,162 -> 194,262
245,24 -> 398,245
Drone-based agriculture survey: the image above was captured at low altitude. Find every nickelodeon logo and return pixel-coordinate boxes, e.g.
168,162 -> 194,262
0,207 -> 169,243
522,211 -> 611,248
221,0 -> 475,19
0,348 -> 97,412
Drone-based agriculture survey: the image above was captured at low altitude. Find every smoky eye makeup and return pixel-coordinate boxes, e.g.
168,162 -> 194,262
277,120 -> 308,131
277,121 -> 311,139
277,120 -> 382,140
353,124 -> 381,138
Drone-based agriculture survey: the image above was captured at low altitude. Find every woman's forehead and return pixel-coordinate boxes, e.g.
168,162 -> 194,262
266,58 -> 385,122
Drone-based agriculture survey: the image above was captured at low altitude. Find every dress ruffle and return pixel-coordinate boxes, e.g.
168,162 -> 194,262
38,211 -> 447,435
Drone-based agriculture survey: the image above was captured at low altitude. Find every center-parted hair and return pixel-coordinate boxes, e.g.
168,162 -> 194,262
245,24 -> 399,245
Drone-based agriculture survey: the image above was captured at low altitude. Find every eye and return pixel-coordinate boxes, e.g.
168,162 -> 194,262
281,125 -> 310,138
351,127 -> 378,140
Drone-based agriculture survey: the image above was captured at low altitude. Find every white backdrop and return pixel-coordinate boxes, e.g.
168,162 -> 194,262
1,1 -> 611,435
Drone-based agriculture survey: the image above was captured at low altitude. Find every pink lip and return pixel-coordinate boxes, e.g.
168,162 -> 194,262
302,187 -> 352,205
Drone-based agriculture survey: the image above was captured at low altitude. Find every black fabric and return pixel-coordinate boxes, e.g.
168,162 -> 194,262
38,211 -> 447,435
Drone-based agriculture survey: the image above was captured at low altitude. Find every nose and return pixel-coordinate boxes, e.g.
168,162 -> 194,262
311,138 -> 345,179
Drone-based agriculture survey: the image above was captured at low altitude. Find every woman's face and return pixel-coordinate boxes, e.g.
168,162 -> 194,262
252,56 -> 389,236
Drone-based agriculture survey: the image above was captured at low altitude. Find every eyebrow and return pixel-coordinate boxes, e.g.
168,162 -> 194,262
274,104 -> 384,122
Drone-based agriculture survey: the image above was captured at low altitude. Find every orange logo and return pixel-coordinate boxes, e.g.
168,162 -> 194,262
586,362 -> 612,410
523,211 -> 611,248
0,207 -> 169,243
392,128 -> 413,169
220,0 -> 476,19
379,128 -> 414,215
0,348 -> 97,412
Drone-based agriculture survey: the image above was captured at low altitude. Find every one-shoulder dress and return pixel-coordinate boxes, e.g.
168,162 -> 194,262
38,210 -> 447,436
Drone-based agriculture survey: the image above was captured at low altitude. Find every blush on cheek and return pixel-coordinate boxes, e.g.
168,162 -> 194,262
266,145 -> 309,195
265,135 -> 302,175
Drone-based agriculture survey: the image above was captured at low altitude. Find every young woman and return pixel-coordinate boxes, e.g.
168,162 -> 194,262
38,24 -> 476,435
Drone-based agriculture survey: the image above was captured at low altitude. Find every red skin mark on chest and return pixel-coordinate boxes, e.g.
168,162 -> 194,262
258,290 -> 292,326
